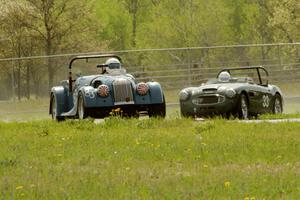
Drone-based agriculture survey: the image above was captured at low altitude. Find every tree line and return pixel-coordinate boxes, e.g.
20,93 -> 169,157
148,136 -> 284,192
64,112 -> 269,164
0,0 -> 299,100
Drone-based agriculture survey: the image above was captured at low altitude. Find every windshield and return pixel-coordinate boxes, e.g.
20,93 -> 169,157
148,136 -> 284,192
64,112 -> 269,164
108,62 -> 121,69
207,77 -> 255,84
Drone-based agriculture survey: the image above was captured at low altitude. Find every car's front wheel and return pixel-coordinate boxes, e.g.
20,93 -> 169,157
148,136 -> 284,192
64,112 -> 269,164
149,103 -> 166,118
273,94 -> 283,114
237,93 -> 249,120
148,97 -> 166,118
77,94 -> 88,119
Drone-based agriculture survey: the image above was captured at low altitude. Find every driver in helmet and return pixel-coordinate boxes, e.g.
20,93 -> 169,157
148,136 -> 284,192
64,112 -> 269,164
218,71 -> 231,82
102,58 -> 122,74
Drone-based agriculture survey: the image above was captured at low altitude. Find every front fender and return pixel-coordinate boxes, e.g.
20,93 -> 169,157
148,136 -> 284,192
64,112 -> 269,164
147,82 -> 164,104
78,86 -> 96,107
78,86 -> 115,108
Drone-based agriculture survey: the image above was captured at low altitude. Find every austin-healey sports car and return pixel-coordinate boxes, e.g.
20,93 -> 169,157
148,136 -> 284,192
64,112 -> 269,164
179,66 -> 283,119
50,54 -> 166,120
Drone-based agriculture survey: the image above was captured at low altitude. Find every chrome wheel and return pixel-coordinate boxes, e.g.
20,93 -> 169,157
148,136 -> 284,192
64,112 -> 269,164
273,95 -> 282,114
78,95 -> 86,119
239,94 -> 249,119
51,95 -> 57,120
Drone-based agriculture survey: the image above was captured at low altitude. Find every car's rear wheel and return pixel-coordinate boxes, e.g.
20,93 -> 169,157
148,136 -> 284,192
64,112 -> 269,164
273,94 -> 283,114
237,93 -> 249,120
78,94 -> 88,119
148,96 -> 166,118
50,94 -> 64,121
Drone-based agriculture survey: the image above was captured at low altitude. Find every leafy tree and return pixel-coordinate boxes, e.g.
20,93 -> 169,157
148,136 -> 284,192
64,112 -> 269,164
12,0 -> 99,90
261,0 -> 299,43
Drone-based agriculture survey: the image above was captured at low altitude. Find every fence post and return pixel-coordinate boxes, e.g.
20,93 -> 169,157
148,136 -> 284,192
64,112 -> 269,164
187,48 -> 192,86
277,45 -> 282,69
261,45 -> 266,65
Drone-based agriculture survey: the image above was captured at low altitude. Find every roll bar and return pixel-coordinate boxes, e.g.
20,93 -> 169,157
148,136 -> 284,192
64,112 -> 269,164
68,54 -> 122,69
68,54 -> 122,92
217,66 -> 269,85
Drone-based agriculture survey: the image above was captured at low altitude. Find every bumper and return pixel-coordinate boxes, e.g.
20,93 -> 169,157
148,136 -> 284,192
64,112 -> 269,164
180,97 -> 237,117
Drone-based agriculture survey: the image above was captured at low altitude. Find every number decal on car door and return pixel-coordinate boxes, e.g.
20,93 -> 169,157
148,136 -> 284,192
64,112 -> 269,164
262,95 -> 270,108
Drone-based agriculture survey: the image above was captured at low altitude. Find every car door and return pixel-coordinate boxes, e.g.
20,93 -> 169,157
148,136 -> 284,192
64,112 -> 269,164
247,84 -> 262,114
255,85 -> 273,113
247,84 -> 272,114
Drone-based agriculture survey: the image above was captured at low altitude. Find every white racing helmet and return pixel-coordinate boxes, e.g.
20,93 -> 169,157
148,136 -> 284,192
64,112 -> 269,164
218,71 -> 231,82
105,58 -> 125,74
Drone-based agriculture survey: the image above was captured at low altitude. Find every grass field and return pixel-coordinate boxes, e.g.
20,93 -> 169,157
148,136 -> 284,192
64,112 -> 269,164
1,118 -> 300,199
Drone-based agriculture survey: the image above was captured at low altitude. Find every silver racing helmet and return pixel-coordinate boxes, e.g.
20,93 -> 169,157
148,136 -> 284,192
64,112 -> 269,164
105,58 -> 125,74
218,71 -> 231,82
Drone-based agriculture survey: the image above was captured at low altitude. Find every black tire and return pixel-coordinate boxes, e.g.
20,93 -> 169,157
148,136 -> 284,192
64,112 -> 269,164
50,94 -> 65,121
77,94 -> 88,119
237,93 -> 249,120
125,111 -> 140,118
148,96 -> 166,118
273,94 -> 283,114
181,111 -> 191,118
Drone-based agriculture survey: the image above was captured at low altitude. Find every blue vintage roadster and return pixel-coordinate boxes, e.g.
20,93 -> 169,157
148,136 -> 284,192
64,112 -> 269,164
50,54 -> 166,120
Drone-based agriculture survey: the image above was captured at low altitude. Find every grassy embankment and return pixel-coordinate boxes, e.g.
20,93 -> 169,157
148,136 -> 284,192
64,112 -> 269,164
1,117 -> 300,199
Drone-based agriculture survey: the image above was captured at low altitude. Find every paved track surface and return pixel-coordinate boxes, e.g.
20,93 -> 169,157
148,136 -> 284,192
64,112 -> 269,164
241,118 -> 300,123
195,118 -> 300,123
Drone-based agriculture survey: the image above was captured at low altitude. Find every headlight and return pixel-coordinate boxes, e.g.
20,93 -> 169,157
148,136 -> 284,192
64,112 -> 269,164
225,88 -> 236,98
179,90 -> 190,101
98,84 -> 109,97
136,82 -> 149,96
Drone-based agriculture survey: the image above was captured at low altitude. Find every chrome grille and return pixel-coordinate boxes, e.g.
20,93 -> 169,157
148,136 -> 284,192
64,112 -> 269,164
112,78 -> 134,105
203,88 -> 217,93
192,95 -> 225,105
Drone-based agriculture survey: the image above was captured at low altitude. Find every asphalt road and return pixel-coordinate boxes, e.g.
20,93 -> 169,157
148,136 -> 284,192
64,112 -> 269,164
195,118 -> 300,123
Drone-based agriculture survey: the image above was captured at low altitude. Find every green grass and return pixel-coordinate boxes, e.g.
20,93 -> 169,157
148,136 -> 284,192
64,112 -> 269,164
1,118 -> 300,199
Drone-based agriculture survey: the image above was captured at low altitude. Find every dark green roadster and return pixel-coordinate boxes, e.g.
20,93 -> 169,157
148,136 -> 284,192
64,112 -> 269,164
179,66 -> 283,119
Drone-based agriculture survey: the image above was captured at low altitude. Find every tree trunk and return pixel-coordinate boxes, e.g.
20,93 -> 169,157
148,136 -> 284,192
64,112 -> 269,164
17,62 -> 21,101
48,57 -> 54,91
46,38 -> 54,91
26,65 -> 30,99
131,0 -> 138,48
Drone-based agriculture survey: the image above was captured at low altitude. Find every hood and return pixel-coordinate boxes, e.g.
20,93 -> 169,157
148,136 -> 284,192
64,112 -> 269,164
199,82 -> 247,91
185,82 -> 248,97
89,74 -> 135,86
75,74 -> 135,87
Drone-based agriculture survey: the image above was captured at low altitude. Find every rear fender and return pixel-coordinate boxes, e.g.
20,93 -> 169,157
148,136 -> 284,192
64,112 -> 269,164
270,85 -> 284,107
50,86 -> 69,116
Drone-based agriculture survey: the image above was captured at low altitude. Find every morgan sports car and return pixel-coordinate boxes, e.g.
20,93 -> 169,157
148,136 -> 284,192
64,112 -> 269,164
179,66 -> 283,119
50,54 -> 166,120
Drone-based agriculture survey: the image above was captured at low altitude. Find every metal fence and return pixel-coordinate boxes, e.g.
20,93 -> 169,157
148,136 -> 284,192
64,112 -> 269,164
0,43 -> 299,100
